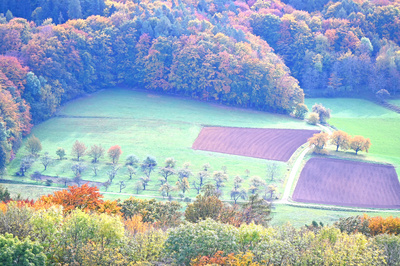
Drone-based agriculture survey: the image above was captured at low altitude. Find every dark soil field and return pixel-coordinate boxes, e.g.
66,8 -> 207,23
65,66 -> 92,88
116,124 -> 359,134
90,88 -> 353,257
192,127 -> 320,161
292,158 -> 400,208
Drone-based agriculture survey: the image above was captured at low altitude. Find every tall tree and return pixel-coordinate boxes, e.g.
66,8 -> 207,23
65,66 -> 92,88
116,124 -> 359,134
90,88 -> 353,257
108,145 -> 122,164
25,135 -> 42,155
68,0 -> 82,19
71,140 -> 87,161
88,144 -> 105,163
330,131 -> 351,151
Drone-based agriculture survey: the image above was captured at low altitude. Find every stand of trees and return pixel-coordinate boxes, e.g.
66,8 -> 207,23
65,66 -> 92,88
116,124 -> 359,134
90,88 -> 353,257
0,185 -> 399,265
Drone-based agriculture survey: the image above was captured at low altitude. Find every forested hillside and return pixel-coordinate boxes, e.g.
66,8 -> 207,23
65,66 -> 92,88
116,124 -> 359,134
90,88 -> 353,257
1,0 -> 400,171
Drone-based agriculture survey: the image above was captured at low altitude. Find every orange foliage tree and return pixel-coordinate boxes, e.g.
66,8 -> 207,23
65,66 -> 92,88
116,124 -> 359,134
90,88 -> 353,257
308,132 -> 329,150
108,145 -> 122,164
350,136 -> 371,155
363,214 -> 400,236
39,184 -> 121,214
191,251 -> 259,266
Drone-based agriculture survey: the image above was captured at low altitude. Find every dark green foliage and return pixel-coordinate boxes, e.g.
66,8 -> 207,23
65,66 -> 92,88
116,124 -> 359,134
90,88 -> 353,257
0,233 -> 46,266
0,185 -> 11,202
120,197 -> 181,226
334,215 -> 370,236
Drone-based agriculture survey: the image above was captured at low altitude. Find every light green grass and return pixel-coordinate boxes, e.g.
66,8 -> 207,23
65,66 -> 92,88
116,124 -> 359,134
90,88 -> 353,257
271,204 -> 400,227
305,98 -> 400,168
5,88 -> 315,203
388,99 -> 400,107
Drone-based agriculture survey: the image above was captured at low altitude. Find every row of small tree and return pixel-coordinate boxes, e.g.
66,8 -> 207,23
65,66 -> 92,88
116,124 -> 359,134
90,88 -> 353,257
309,131 -> 371,155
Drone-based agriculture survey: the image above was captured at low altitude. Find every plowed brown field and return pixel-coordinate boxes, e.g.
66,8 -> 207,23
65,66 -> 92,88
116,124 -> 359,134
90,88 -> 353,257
293,158 -> 400,208
192,127 -> 320,161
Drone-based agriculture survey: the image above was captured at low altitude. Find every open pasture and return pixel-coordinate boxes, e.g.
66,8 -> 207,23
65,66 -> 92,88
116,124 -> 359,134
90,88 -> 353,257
192,127 -> 319,161
6,88 -> 314,202
304,98 -> 400,166
292,158 -> 400,208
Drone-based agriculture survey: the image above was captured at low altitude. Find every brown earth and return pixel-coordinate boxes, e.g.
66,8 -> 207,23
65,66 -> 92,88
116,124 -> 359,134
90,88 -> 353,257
192,127 -> 320,162
292,158 -> 400,208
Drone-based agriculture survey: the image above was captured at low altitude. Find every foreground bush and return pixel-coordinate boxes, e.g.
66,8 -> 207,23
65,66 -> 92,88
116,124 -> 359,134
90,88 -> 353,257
0,233 -> 46,265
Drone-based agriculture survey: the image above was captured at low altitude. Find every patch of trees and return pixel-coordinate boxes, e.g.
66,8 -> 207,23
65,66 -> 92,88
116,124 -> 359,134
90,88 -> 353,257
309,130 -> 371,155
0,185 -> 398,265
0,0 -> 106,23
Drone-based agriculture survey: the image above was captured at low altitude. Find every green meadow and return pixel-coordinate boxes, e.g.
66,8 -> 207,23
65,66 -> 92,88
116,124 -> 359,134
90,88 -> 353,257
4,91 -> 400,226
5,88 -> 315,203
305,98 -> 400,170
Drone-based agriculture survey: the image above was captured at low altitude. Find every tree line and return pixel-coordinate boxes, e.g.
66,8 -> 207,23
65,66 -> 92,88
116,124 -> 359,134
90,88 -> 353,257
0,184 -> 399,265
17,136 -> 282,202
0,0 -> 308,174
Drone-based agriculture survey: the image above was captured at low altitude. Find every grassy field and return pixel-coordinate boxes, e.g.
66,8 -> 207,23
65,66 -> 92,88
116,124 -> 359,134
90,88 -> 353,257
5,88 -> 315,203
305,98 -> 400,169
4,92 -> 399,227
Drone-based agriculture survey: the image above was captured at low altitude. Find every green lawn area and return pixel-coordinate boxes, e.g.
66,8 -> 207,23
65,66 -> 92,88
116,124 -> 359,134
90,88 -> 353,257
271,204 -> 399,227
388,99 -> 400,107
5,88 -> 315,204
305,98 -> 400,168
4,92 -> 399,227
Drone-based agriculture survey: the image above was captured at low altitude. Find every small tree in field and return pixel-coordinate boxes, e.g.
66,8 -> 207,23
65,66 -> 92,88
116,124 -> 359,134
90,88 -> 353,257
140,177 -> 150,190
159,157 -> 176,183
266,163 -> 279,181
308,132 -> 329,151
312,103 -> 331,124
108,145 -> 122,164
141,156 -> 157,178
212,171 -> 228,191
71,162 -> 86,177
159,182 -> 174,198
71,140 -> 87,161
88,144 -> 105,163
350,136 -> 371,155
40,152 -> 53,170
103,180 -> 111,192
176,177 -> 190,194
125,154 -> 139,167
230,188 -> 247,204
127,166 -> 136,180
294,103 -> 309,119
307,112 -> 320,125
118,181 -> 126,193
330,130 -> 350,151
56,147 -> 66,160
26,135 -> 42,155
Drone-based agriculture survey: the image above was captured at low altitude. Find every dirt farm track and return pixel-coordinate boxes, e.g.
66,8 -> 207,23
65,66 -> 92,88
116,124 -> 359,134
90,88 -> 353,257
292,158 -> 400,209
192,127 -> 320,161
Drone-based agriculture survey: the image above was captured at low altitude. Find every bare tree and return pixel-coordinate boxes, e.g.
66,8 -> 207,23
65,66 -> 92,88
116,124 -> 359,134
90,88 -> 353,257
103,180 -> 111,192
107,164 -> 121,183
134,181 -> 143,194
192,170 -> 209,194
91,164 -> 99,176
266,163 -> 279,181
140,176 -> 150,190
127,166 -> 136,180
159,181 -> 174,198
212,171 -> 228,190
118,181 -> 127,193
71,162 -> 86,177
73,175 -> 83,186
88,144 -> 105,163
231,188 -> 247,204
71,140 -> 87,161
40,152 -> 53,171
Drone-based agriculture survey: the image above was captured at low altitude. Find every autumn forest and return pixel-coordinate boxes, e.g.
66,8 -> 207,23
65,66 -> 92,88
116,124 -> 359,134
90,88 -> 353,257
1,0 -> 400,265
